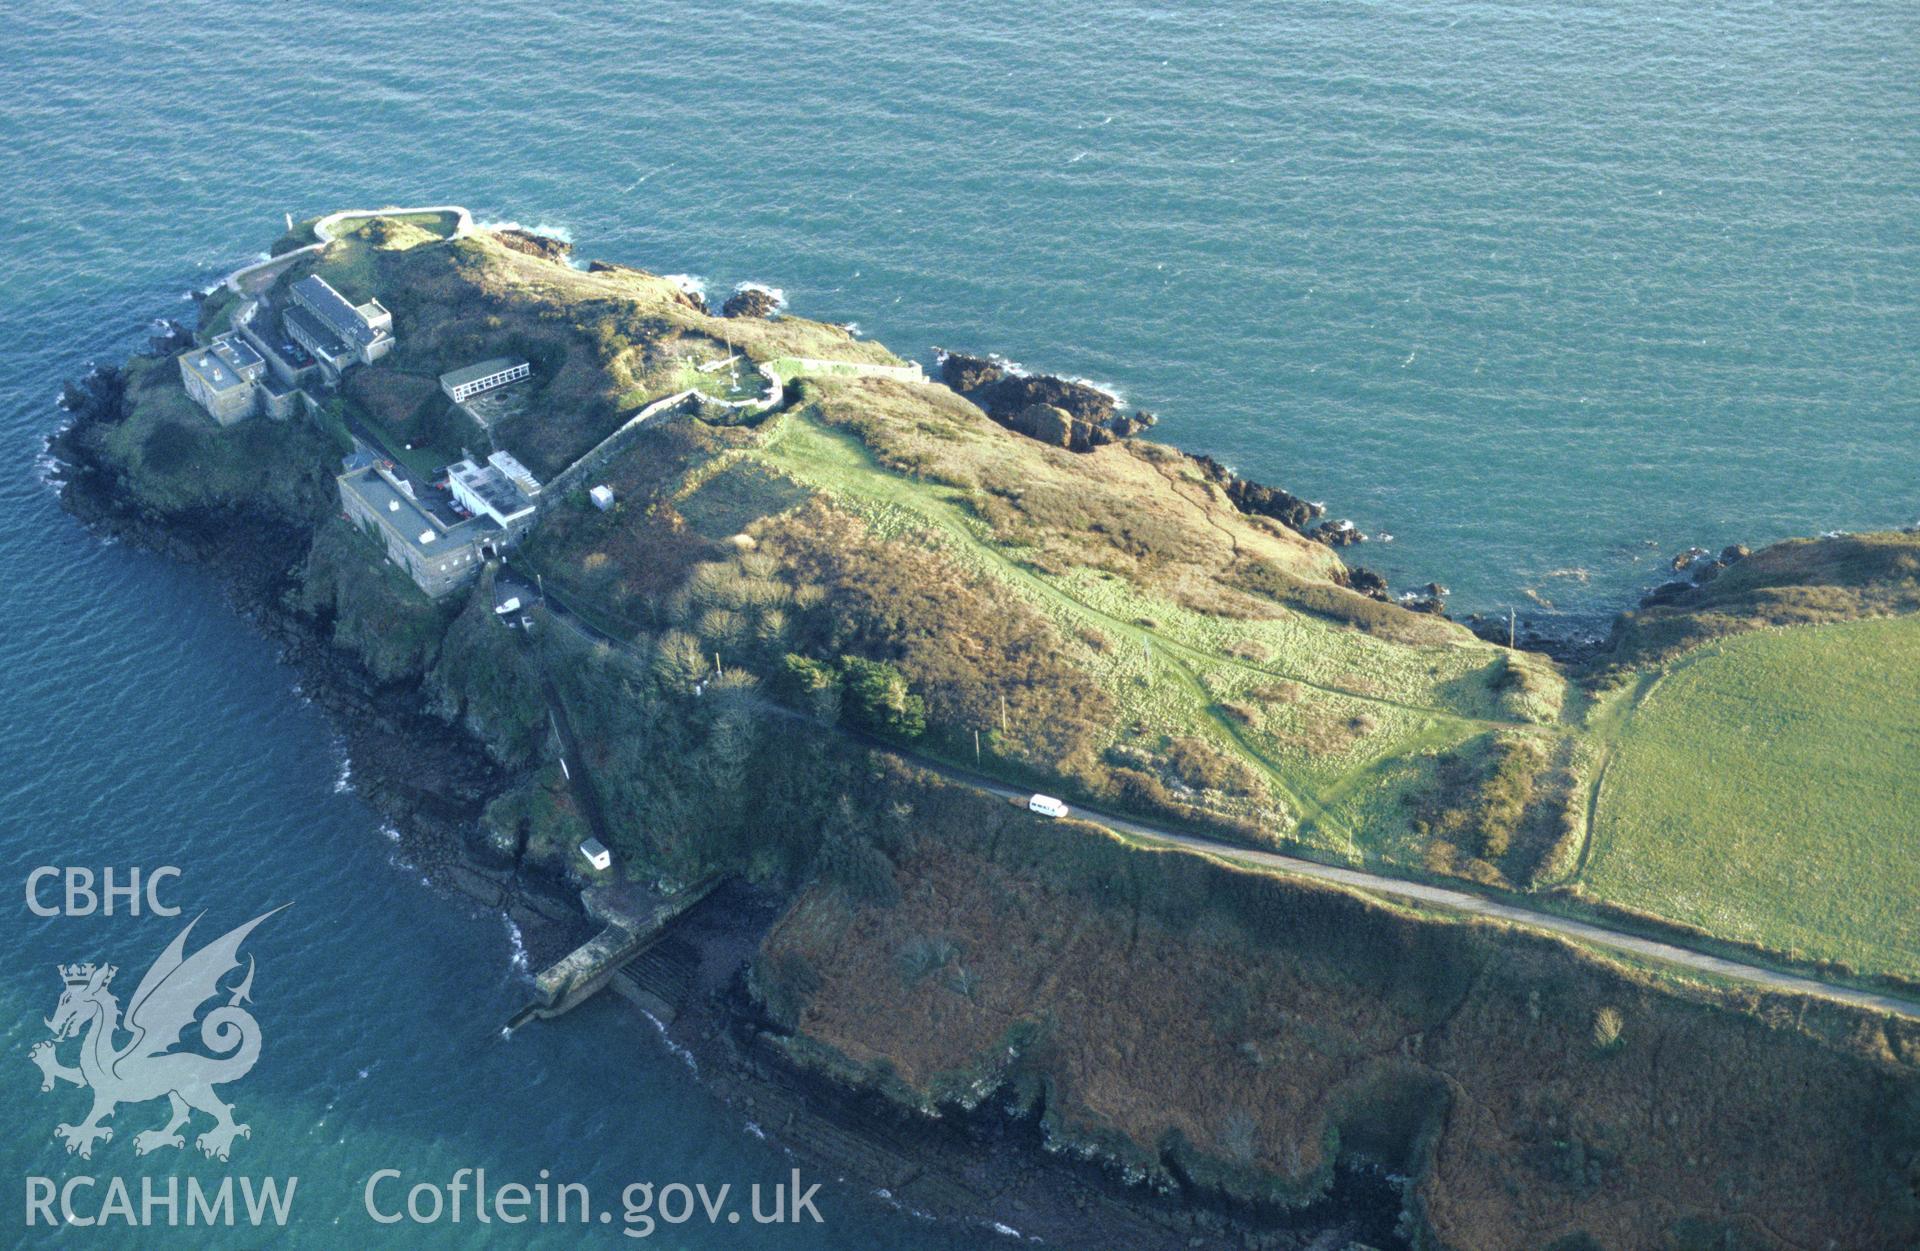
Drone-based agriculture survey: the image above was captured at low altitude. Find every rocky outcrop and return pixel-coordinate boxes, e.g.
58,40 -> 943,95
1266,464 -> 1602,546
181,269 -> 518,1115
1463,613 -> 1606,663
722,286 -> 780,319
1310,518 -> 1366,547
939,350 -> 1110,422
58,365 -> 130,427
1650,541 -> 1756,598
494,227 -> 573,263
1399,582 -> 1449,615
587,261 -> 710,313
939,350 -> 1350,538
1009,402 -> 1076,448
1187,453 -> 1324,533
937,350 -> 1157,454
1601,530 -> 1920,668
1668,542 -> 1750,585
1341,565 -> 1391,602
938,351 -> 1005,395
1639,579 -> 1697,608
149,319 -> 195,357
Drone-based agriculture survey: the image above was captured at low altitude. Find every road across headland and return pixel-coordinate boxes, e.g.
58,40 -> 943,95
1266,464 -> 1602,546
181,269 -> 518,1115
923,765 -> 1920,1021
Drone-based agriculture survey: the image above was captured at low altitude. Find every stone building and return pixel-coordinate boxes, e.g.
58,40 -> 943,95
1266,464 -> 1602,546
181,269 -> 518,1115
177,333 -> 267,425
337,463 -> 491,598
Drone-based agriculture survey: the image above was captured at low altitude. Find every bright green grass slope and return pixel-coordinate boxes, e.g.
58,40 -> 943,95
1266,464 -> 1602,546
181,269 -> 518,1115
753,410 -> 1543,863
1583,614 -> 1920,981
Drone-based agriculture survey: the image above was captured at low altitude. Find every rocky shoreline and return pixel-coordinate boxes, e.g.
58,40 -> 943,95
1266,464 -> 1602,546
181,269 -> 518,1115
47,376 -> 1408,1250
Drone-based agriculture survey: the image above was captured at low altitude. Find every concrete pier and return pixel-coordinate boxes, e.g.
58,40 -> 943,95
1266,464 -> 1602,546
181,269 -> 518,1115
507,877 -> 720,1029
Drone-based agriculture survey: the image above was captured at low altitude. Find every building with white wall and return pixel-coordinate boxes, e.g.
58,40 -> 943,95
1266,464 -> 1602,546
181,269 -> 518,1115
440,357 -> 530,403
448,453 -> 540,537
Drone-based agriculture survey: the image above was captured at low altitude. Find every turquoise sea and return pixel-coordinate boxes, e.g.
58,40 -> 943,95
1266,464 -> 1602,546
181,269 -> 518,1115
1,1 -> 1913,1245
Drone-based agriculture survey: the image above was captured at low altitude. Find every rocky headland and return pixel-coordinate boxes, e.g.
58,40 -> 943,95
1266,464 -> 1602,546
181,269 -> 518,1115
47,213 -> 1920,1251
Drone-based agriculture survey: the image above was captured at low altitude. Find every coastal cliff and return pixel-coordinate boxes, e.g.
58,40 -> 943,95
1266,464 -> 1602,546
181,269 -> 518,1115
51,214 -> 1920,1251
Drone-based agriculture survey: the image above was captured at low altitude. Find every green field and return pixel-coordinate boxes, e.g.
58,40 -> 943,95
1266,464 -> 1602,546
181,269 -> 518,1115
752,410 -> 1543,863
1582,614 -> 1920,981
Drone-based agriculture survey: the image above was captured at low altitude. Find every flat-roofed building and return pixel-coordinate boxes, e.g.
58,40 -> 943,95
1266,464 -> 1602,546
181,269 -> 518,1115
337,463 -> 491,598
290,275 -> 394,379
440,357 -> 530,403
485,449 -> 542,500
178,333 -> 268,425
448,454 -> 539,537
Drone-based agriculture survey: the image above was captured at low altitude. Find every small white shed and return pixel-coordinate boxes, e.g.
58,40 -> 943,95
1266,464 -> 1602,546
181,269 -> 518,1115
589,485 -> 615,511
579,838 -> 612,872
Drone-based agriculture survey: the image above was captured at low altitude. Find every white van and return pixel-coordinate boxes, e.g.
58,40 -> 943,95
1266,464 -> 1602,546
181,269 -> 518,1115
1027,794 -> 1069,819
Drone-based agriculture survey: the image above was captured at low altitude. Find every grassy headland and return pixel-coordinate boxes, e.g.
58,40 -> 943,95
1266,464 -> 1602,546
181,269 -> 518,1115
53,213 -> 1920,1249
75,216 -> 1920,983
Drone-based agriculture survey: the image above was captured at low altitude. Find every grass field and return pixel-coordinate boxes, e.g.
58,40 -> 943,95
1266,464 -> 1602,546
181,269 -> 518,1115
1582,614 -> 1920,981
752,409 -> 1543,863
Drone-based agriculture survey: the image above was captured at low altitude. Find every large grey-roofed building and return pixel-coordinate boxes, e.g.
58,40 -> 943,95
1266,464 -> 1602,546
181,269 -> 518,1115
288,274 -> 394,379
283,304 -> 347,357
293,275 -> 380,349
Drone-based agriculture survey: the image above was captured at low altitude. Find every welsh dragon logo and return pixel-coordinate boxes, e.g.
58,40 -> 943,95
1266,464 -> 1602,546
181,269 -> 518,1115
29,907 -> 284,1161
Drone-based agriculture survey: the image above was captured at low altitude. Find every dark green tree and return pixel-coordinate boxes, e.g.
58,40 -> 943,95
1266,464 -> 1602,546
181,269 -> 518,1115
839,656 -> 926,739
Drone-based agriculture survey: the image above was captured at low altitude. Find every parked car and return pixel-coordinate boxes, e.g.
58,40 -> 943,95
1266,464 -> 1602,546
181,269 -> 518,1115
494,597 -> 522,616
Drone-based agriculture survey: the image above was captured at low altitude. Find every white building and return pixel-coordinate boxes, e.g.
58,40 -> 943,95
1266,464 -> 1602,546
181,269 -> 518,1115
448,455 -> 539,536
440,357 -> 531,404
590,485 -> 615,511
485,449 -> 542,501
579,839 -> 612,872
